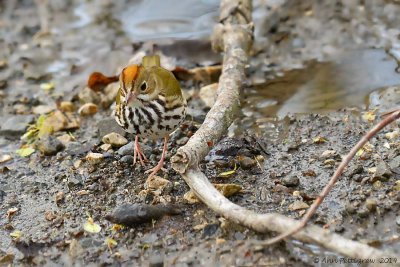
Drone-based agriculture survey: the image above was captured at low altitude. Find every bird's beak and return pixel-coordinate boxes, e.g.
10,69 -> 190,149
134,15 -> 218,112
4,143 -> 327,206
125,91 -> 137,105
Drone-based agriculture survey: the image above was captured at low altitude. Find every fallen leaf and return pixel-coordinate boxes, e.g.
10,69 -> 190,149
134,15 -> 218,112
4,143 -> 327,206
40,82 -> 55,91
10,230 -> 22,240
105,237 -> 117,251
313,136 -> 328,144
362,109 -> 377,122
6,207 -> 18,219
16,147 -> 35,157
83,217 -> 101,233
217,163 -> 237,178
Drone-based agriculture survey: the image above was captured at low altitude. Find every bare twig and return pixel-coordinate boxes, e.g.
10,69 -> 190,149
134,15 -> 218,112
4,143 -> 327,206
171,0 -> 399,260
262,109 -> 400,246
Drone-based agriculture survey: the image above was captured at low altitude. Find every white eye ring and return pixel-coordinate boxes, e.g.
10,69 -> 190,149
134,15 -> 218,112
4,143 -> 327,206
140,82 -> 147,91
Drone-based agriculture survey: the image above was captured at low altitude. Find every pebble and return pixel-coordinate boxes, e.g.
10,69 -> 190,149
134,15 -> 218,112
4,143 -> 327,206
100,143 -> 112,151
199,83 -> 218,108
288,201 -> 309,211
78,86 -> 101,104
282,175 -> 300,187
238,156 -> 257,170
357,207 -> 370,218
372,160 -> 392,181
0,115 -> 34,139
145,175 -> 171,190
55,191 -> 65,204
32,105 -> 55,114
59,101 -> 75,112
86,152 -> 104,165
396,216 -> 400,226
57,134 -> 73,146
102,132 -> 128,148
320,149 -> 337,158
36,136 -> 65,156
0,155 -> 12,164
96,118 -> 126,138
389,156 -> 400,170
365,198 -> 377,212
120,155 -> 134,164
78,103 -> 98,116
117,141 -> 152,156
345,202 -> 356,214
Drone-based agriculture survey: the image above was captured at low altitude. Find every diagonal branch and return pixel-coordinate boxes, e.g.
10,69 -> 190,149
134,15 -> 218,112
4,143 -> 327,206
171,0 -> 399,260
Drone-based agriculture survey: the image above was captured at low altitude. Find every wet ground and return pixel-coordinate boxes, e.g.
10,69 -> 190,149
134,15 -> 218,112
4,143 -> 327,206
1,0 -> 400,266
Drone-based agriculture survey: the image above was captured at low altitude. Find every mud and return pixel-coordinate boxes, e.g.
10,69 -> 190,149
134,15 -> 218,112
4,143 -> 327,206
1,0 -> 400,266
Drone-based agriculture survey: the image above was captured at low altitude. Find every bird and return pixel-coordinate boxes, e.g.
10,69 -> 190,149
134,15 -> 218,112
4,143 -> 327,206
114,55 -> 187,177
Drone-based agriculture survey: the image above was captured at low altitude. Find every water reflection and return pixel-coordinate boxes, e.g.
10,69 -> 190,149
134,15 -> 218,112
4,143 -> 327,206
241,49 -> 400,136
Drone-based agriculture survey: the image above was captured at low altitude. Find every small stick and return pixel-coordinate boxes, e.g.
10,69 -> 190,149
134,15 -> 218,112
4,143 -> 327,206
261,109 -> 400,246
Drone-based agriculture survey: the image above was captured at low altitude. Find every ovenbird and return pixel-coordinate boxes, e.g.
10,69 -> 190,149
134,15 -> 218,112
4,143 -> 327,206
114,55 -> 187,177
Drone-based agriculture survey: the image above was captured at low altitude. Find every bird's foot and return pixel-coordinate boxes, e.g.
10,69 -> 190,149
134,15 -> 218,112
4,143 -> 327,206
145,162 -> 167,178
133,142 -> 148,166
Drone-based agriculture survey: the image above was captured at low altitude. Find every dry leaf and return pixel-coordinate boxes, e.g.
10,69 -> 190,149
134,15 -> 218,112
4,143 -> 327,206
217,163 -> 237,178
105,237 -> 117,251
16,146 -> 35,157
83,217 -> 101,233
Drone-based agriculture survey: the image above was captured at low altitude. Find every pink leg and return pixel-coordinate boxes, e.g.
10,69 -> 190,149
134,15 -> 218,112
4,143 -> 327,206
133,136 -> 148,166
145,136 -> 168,177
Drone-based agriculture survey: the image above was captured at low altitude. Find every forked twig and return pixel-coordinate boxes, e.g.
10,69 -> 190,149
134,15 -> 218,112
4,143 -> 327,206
262,109 -> 400,246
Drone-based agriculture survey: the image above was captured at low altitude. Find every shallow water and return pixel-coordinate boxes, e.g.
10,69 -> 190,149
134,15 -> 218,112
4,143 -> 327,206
241,49 -> 400,136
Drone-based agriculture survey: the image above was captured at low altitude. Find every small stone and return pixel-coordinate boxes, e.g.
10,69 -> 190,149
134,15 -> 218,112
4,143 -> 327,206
43,111 -> 80,132
389,156 -> 400,170
73,160 -> 83,169
365,198 -> 377,212
100,143 -> 112,151
97,118 -> 125,138
372,160 -> 392,181
78,86 -> 101,104
373,180 -> 383,189
345,202 -> 356,214
323,159 -> 336,167
149,253 -> 164,267
57,134 -> 73,146
86,152 -> 104,165
0,115 -> 35,139
0,154 -> 12,164
199,83 -> 218,108
36,136 -> 65,156
120,155 -> 133,164
32,105 -> 55,114
145,175 -> 171,190
289,201 -> 309,211
302,169 -> 316,177
45,210 -> 57,221
357,207 -> 370,218
321,149 -> 337,158
118,142 -> 134,156
238,156 -> 257,170
101,82 -> 119,108
282,175 -> 300,187
396,216 -> 400,226
59,101 -> 75,112
55,191 -> 65,204
102,132 -> 128,148
78,103 -> 98,116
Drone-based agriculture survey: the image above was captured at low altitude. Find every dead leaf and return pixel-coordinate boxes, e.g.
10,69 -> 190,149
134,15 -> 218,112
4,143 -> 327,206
105,237 -> 117,252
217,163 -> 237,178
83,217 -> 101,233
16,146 -> 35,157
87,72 -> 118,92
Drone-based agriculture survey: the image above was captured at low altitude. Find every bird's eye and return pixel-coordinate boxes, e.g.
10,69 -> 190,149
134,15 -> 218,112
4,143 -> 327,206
140,82 -> 147,91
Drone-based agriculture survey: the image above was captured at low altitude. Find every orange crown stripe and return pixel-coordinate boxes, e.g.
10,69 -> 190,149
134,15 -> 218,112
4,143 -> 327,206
122,65 -> 139,84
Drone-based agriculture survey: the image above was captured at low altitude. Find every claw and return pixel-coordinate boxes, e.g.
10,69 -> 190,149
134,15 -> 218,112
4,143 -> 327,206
145,136 -> 169,178
133,136 -> 148,166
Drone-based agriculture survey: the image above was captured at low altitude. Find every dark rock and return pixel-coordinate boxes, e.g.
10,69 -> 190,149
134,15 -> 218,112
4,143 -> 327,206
372,160 -> 392,182
105,203 -> 181,226
0,115 -> 34,139
65,141 -> 94,156
120,155 -> 134,164
282,175 -> 300,187
202,224 -> 219,238
96,118 -> 126,138
238,156 -> 257,170
176,136 -> 189,146
36,136 -> 65,156
118,141 -> 151,156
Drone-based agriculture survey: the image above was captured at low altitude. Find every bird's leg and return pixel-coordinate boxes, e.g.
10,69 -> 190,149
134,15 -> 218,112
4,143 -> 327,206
133,135 -> 148,166
145,136 -> 168,177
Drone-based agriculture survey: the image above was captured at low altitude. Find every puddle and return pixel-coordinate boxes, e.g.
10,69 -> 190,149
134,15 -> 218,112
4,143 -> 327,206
241,49 -> 400,136
117,0 -> 219,41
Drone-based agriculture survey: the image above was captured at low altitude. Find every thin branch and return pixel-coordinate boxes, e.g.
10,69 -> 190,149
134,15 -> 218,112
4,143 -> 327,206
261,109 -> 400,246
171,0 -> 399,260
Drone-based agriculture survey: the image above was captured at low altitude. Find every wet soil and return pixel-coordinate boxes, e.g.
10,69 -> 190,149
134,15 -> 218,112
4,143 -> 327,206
1,0 -> 400,266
